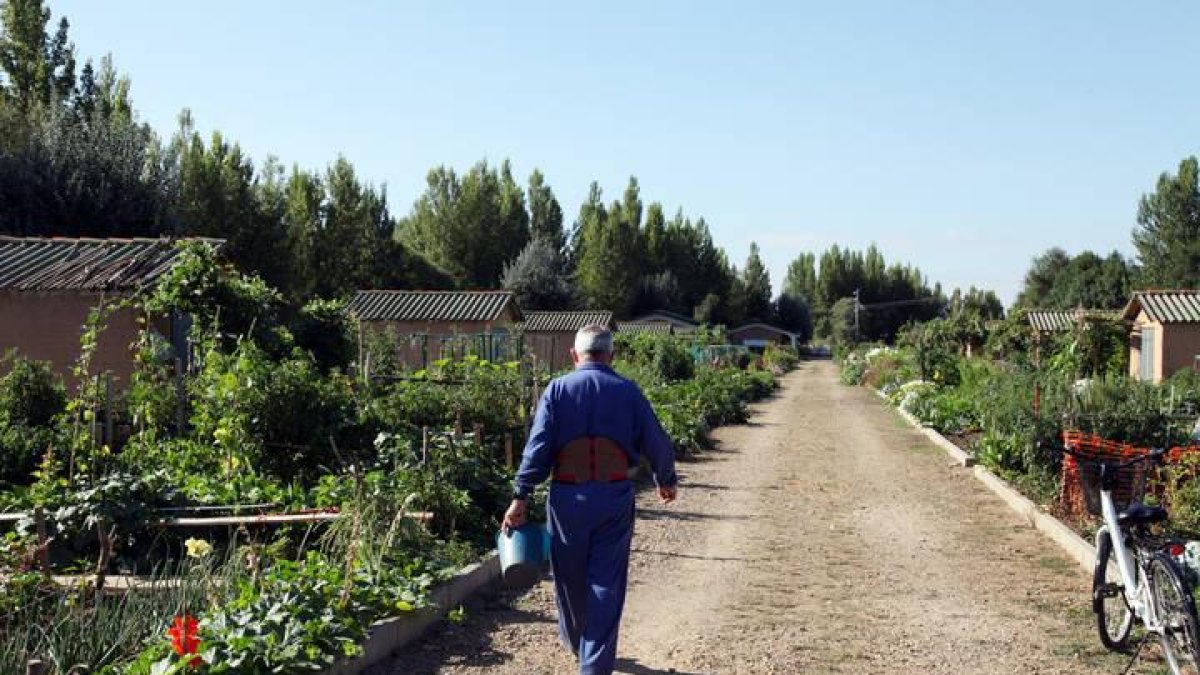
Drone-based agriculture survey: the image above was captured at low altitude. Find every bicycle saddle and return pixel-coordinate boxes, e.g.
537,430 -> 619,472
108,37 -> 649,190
1117,503 -> 1168,525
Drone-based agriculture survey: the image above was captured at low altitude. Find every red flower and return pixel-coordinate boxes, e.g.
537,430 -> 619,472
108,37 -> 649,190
167,615 -> 203,668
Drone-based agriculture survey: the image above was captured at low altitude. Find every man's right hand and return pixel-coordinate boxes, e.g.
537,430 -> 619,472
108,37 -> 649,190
502,499 -> 528,532
658,485 -> 677,504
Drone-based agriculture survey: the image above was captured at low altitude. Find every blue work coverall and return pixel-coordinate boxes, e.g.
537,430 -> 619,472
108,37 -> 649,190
513,362 -> 677,675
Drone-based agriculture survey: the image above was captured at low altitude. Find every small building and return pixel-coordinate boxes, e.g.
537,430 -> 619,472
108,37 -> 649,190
1025,308 -> 1120,337
727,322 -> 799,351
1123,290 -> 1200,383
520,310 -> 615,370
348,290 -> 523,369
616,321 -> 675,337
1025,310 -> 1078,336
0,236 -> 216,386
628,310 -> 698,335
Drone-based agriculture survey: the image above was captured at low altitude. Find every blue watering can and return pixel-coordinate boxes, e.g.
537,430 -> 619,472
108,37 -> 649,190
496,522 -> 549,587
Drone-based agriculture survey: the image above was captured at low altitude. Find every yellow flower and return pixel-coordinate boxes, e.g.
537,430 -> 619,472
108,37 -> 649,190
185,538 -> 213,558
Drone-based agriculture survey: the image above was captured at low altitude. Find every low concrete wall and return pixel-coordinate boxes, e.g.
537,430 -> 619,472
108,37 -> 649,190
324,553 -> 502,675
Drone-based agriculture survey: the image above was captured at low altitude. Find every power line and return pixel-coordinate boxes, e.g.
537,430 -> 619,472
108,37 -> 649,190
857,296 -> 944,311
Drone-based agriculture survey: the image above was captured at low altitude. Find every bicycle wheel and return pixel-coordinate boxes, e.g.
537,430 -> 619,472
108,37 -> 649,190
1094,530 -> 1134,650
1150,553 -> 1200,675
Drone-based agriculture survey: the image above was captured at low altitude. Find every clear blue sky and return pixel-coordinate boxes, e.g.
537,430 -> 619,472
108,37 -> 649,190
52,0 -> 1200,305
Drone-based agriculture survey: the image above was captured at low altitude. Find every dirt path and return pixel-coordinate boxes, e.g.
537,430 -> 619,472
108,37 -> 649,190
376,361 -> 1157,674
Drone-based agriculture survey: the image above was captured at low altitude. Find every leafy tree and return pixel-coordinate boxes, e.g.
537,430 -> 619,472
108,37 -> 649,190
784,252 -> 817,304
629,271 -> 680,317
0,102 -> 173,236
774,293 -> 812,343
642,202 -> 667,271
785,244 -> 942,342
828,297 -> 860,346
398,159 -> 530,288
573,178 -> 644,315
1015,248 -> 1131,310
527,168 -> 564,252
1015,247 -> 1070,309
1134,156 -> 1200,289
0,0 -> 74,112
693,293 -> 721,325
170,119 -> 291,292
502,237 -> 575,310
741,242 -> 772,321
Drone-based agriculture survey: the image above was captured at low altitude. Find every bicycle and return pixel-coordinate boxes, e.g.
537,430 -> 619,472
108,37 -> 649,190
1063,443 -> 1200,674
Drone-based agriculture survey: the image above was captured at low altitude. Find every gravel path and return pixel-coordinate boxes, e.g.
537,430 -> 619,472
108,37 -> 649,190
375,361 -> 1166,674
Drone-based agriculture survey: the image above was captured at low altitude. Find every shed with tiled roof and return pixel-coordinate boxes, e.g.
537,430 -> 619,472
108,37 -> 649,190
1025,309 -> 1120,334
0,237 -> 222,386
348,290 -> 523,369
728,322 -> 799,350
519,310 -> 615,370
616,321 -> 674,336
1123,290 -> 1200,383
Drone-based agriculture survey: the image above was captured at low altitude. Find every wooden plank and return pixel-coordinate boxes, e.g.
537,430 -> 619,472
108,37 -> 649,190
5,511 -> 432,528
160,512 -> 432,528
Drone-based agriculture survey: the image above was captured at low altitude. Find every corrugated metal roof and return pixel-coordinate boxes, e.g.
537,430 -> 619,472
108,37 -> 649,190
1123,291 -> 1200,324
1026,311 -> 1075,332
0,236 -> 222,292
1026,309 -> 1120,332
348,290 -> 520,322
628,310 -> 698,327
616,321 -> 674,336
728,322 -> 798,337
521,310 -> 613,333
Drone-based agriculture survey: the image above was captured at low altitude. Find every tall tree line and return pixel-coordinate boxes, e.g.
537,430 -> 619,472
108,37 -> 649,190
0,0 -> 773,324
783,244 -> 943,343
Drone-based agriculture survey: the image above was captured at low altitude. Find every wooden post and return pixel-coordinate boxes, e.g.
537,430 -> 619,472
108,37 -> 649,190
34,507 -> 49,577
473,423 -> 483,447
504,433 -> 514,469
454,412 -> 464,440
174,357 -> 186,436
26,659 -> 47,675
104,373 -> 114,448
421,427 -> 429,464
91,374 -> 101,446
357,320 -> 365,382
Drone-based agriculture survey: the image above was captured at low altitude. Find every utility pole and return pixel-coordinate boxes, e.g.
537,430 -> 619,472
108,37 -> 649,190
853,289 -> 860,343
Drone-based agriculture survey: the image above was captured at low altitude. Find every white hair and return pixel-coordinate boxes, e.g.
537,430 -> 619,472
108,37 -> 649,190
574,324 -> 614,354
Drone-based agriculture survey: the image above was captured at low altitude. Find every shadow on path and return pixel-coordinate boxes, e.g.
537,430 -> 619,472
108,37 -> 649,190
615,657 -> 702,675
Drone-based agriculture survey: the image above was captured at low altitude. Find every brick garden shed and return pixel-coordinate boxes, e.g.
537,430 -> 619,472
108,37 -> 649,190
727,322 -> 799,351
520,310 -> 615,370
348,290 -> 523,370
628,310 -> 698,335
0,236 -> 215,386
616,321 -> 675,338
1123,290 -> 1200,383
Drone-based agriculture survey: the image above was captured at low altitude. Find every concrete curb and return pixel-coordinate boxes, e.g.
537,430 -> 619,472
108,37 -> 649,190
324,553 -> 502,675
876,388 -> 1096,573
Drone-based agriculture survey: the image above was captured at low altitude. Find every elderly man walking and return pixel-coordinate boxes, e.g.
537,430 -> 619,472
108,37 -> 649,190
502,324 -> 678,675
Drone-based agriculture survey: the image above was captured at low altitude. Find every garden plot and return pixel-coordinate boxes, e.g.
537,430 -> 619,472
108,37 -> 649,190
0,245 -> 785,673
